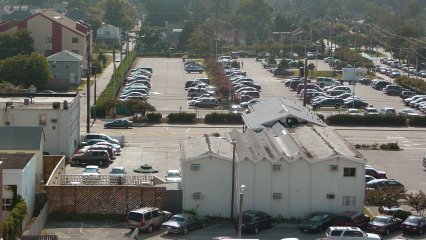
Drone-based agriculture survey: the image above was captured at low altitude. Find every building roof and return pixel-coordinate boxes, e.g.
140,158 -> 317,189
180,135 -> 233,161
0,153 -> 34,169
0,93 -> 78,110
48,50 -> 84,62
0,126 -> 44,150
229,123 -> 365,163
242,98 -> 326,131
292,27 -> 311,37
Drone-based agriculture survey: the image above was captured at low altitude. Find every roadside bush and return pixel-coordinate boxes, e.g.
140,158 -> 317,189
204,112 -> 243,124
146,112 -> 162,123
409,116 -> 426,127
3,198 -> 26,240
167,112 -> 196,124
326,114 -> 406,126
379,142 -> 400,151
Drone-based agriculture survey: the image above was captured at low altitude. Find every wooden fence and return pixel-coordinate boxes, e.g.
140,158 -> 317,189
46,185 -> 166,215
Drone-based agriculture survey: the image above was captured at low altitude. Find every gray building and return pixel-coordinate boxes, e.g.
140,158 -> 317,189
47,50 -> 83,89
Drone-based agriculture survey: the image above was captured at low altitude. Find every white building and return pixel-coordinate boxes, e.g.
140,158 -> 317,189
0,93 -> 81,158
1,153 -> 36,228
181,98 -> 366,219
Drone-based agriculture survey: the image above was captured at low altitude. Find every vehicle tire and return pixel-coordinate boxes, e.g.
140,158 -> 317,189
147,224 -> 153,233
385,228 -> 390,235
107,125 -> 111,129
335,104 -> 340,109
318,226 -> 323,233
125,125 -> 128,129
253,226 -> 259,234
98,160 -> 104,166
183,227 -> 188,235
75,160 -> 80,165
420,228 -> 423,234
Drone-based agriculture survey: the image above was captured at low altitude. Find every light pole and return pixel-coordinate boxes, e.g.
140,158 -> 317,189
237,184 -> 246,239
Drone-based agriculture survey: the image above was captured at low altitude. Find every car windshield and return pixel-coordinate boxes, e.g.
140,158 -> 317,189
167,172 -> 180,177
84,168 -> 97,173
405,216 -> 421,224
170,216 -> 184,222
372,216 -> 388,223
366,109 -> 377,112
111,169 -> 124,174
307,214 -> 324,222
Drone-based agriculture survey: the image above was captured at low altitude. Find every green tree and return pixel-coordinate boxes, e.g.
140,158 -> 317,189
178,21 -> 195,50
404,191 -> 426,215
188,20 -> 219,55
0,29 -> 34,60
365,188 -> 406,209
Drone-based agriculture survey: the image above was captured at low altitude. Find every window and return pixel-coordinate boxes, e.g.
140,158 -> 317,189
342,196 -> 356,206
191,164 -> 200,170
343,167 -> 356,177
45,49 -> 53,56
327,193 -> 335,199
51,63 -> 56,68
272,164 -> 281,171
144,212 -> 152,220
39,113 -> 47,126
2,198 -> 13,211
72,37 -> 79,43
152,210 -> 159,218
45,37 -> 52,43
329,165 -> 338,171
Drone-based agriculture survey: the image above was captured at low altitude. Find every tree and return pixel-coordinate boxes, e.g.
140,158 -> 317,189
404,191 -> 426,215
307,63 -> 316,75
0,29 -> 34,60
188,20 -> 219,56
365,188 -> 406,209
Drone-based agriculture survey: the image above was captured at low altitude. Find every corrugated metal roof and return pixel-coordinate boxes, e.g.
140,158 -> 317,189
48,50 -> 84,61
180,135 -> 233,160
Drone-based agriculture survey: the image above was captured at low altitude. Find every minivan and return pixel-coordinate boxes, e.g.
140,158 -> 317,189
384,85 -> 403,96
239,90 -> 260,99
85,133 -> 120,145
125,207 -> 172,232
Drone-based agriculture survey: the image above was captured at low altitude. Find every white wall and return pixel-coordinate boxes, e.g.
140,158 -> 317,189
182,154 -> 233,218
27,15 -> 53,55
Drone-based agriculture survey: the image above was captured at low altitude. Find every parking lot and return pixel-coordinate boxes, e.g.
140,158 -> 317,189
54,57 -> 426,239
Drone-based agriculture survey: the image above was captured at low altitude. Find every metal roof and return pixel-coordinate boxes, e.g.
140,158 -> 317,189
0,126 -> 44,150
180,135 -> 233,161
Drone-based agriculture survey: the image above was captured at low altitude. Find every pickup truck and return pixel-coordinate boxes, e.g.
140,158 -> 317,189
72,150 -> 110,166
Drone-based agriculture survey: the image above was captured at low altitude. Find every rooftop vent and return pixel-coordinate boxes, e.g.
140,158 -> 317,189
24,98 -> 30,105
52,102 -> 60,110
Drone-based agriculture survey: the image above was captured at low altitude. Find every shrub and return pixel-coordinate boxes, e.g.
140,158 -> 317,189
394,210 -> 412,221
167,112 -> 196,124
326,114 -> 406,126
146,112 -> 162,123
204,112 -> 243,124
3,198 -> 26,240
379,142 -> 400,151
409,116 -> 426,127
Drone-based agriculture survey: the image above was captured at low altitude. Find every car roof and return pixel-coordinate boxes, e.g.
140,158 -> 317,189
131,207 -> 159,213
85,165 -> 99,169
112,166 -> 125,170
337,210 -> 361,217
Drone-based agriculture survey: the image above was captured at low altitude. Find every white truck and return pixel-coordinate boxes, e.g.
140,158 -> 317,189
342,68 -> 367,84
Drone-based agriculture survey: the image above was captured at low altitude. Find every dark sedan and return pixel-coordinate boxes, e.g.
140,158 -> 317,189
161,213 -> 207,234
401,215 -> 426,235
239,210 -> 273,234
367,215 -> 402,235
299,211 -> 336,233
344,99 -> 369,108
104,119 -> 133,129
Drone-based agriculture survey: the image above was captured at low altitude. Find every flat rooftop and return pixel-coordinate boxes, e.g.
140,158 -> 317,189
0,153 -> 34,169
0,93 -> 78,110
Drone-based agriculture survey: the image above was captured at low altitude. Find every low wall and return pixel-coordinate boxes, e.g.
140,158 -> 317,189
22,203 -> 49,236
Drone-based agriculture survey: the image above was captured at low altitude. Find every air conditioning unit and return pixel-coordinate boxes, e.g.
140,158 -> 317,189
329,165 -> 338,171
52,102 -> 60,109
24,98 -> 30,105
191,164 -> 200,170
272,193 -> 282,199
63,100 -> 68,109
272,164 -> 281,171
192,192 -> 202,199
327,193 -> 335,199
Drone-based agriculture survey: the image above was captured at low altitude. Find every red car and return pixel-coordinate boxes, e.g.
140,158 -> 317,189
334,211 -> 370,228
365,165 -> 387,179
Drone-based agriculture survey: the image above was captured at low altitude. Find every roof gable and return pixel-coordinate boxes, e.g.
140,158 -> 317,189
0,126 -> 44,150
48,50 -> 84,61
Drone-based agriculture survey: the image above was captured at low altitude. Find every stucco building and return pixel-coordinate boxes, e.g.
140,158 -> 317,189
47,50 -> 84,88
181,98 -> 366,219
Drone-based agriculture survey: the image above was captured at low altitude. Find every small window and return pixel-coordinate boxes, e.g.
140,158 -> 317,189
51,63 -> 56,68
191,164 -> 200,170
45,49 -> 53,56
327,193 -> 335,199
343,167 -> 356,177
330,230 -> 343,236
329,165 -> 338,171
272,164 -> 281,171
39,113 -> 47,126
45,37 -> 52,43
272,193 -> 282,199
144,212 -> 152,220
2,198 -> 13,211
342,196 -> 356,206
152,210 -> 159,218
72,37 -> 79,43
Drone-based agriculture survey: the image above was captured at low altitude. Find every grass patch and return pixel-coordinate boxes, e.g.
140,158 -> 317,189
307,70 -> 334,78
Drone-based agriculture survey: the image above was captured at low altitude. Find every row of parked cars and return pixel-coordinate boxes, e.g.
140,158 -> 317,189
184,77 -> 219,108
379,57 -> 426,78
119,67 -> 153,101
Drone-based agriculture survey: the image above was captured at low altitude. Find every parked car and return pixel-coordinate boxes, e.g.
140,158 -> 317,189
126,207 -> 172,232
240,99 -> 261,108
316,77 -> 338,88
365,175 -> 376,183
104,119 -> 133,129
378,206 -> 404,216
364,107 -> 379,116
193,98 -> 218,108
334,211 -> 370,228
72,150 -> 110,166
109,166 -> 126,184
312,98 -> 345,110
380,107 -> 396,116
373,80 -> 390,90
367,215 -> 402,235
160,213 -> 207,234
165,170 -> 181,182
345,99 -> 369,109
82,165 -> 101,184
299,211 -> 336,233
325,226 -> 382,239
365,166 -> 387,179
366,179 -> 404,191
84,133 -> 120,145
346,108 -> 363,116
239,210 -> 273,234
398,108 -> 420,117
78,145 -> 115,159
384,85 -> 403,96
401,215 -> 426,235
185,64 -> 204,73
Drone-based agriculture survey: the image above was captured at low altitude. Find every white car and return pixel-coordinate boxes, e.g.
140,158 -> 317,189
165,170 -> 181,182
83,165 -> 100,176
325,226 -> 382,239
347,108 -> 362,116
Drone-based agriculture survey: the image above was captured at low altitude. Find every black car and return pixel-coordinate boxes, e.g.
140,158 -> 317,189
299,211 -> 336,233
160,213 -> 207,234
344,99 -> 369,108
367,215 -> 402,235
312,98 -> 345,110
239,210 -> 273,234
401,215 -> 426,235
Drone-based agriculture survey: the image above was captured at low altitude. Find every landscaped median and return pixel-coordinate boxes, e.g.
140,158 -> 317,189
323,114 -> 426,127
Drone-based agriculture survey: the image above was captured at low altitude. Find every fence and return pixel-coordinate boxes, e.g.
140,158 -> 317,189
43,156 -> 65,184
21,235 -> 58,240
60,174 -> 153,186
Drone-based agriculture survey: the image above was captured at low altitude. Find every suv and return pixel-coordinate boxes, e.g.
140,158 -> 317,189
334,211 -> 370,228
72,150 -> 110,166
125,207 -> 172,232
193,98 -> 218,108
239,210 -> 273,234
317,77 -> 337,88
84,133 -> 120,145
312,98 -> 345,110
325,226 -> 382,239
384,85 -> 403,96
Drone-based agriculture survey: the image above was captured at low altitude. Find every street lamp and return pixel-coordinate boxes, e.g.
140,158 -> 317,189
237,184 -> 246,239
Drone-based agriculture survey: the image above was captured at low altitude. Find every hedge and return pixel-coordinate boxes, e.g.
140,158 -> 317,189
204,112 -> 243,124
326,114 -> 406,126
408,116 -> 426,127
167,112 -> 196,124
146,112 -> 162,123
3,198 -> 26,240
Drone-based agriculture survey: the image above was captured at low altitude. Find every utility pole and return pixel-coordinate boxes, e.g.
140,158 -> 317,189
113,45 -> 116,100
86,53 -> 91,133
303,58 -> 308,106
230,141 -> 236,219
